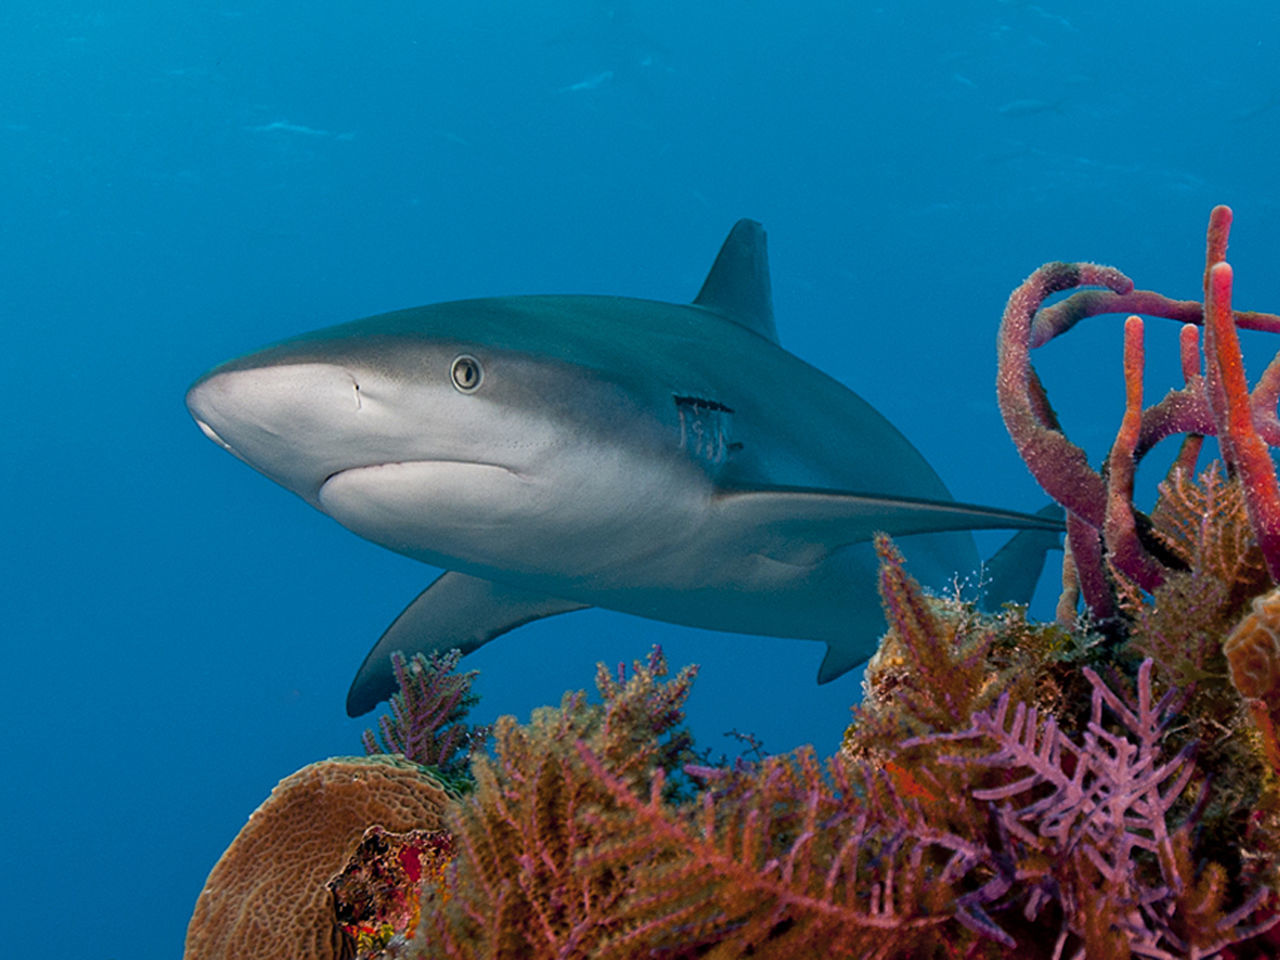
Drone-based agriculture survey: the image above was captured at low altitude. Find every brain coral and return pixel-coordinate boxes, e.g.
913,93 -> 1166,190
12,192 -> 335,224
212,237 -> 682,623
184,754 -> 451,960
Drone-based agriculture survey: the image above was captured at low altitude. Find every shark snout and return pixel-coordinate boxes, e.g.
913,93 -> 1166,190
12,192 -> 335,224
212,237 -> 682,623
186,362 -> 369,501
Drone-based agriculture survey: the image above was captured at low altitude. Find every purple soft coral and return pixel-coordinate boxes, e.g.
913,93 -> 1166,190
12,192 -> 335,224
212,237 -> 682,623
362,649 -> 489,774
911,660 -> 1277,958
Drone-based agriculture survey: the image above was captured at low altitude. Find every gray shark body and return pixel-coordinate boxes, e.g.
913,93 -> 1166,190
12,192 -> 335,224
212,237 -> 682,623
187,221 -> 1060,716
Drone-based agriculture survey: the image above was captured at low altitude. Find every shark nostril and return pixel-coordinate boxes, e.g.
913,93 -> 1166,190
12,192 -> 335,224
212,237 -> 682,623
353,381 -> 362,410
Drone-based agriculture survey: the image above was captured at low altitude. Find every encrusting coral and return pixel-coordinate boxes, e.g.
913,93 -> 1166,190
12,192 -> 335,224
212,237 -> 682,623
183,755 -> 452,960
1226,588 -> 1280,701
186,206 -> 1280,959
1224,586 -> 1280,775
329,825 -> 456,957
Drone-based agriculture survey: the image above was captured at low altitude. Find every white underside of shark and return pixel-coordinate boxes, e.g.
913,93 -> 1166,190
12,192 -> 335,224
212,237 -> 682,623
186,220 -> 1061,715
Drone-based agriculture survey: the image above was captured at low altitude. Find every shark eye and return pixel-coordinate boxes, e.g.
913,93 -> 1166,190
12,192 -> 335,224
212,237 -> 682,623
451,354 -> 483,393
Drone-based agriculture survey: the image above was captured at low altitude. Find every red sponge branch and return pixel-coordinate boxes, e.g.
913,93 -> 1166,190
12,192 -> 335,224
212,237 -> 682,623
1104,317 -> 1166,591
1205,260 -> 1280,582
997,261 -> 1129,530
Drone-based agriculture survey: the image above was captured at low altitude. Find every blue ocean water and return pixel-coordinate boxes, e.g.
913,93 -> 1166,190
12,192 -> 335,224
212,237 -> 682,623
4,1 -> 1279,956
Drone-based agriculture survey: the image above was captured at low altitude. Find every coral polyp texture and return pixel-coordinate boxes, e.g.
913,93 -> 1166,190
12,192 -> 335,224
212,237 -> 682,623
187,207 -> 1280,958
183,756 -> 451,960
1225,587 -> 1280,700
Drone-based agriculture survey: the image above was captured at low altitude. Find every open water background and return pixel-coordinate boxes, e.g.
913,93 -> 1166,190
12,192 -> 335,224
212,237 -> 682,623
3,2 -> 1279,956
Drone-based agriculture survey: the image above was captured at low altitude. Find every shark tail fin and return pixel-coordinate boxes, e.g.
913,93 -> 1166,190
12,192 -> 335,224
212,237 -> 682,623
978,503 -> 1065,612
693,219 -> 778,343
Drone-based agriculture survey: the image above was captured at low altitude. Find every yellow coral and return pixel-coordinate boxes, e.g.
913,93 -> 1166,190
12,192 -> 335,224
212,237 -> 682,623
1151,463 -> 1270,605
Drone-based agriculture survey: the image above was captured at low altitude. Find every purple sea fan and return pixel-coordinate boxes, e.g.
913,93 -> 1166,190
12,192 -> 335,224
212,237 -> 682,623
911,659 -> 1278,958
362,649 -> 488,775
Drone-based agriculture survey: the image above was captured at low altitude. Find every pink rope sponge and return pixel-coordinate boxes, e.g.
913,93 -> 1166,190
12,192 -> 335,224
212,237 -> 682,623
997,205 -> 1280,621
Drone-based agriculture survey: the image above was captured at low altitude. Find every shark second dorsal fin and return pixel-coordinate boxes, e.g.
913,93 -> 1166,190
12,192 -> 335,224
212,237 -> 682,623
693,219 -> 778,343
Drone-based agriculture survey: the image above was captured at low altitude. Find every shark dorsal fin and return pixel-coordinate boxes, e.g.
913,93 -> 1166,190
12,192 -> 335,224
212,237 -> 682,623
693,219 -> 778,343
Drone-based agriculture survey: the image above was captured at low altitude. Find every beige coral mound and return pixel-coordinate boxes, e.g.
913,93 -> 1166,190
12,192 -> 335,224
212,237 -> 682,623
184,754 -> 451,960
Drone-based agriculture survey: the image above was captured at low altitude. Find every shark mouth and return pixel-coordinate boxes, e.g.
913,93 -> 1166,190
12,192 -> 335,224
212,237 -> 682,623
316,459 -> 539,550
193,418 -> 234,454
319,459 -> 527,493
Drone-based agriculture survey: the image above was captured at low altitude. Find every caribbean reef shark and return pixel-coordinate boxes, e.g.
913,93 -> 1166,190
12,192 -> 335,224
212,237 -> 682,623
186,220 -> 1062,716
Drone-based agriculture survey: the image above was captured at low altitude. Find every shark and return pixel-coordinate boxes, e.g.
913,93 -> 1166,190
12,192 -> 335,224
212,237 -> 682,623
186,220 -> 1062,717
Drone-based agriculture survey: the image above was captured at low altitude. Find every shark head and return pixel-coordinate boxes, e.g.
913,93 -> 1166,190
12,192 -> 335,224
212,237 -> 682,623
186,300 -> 701,578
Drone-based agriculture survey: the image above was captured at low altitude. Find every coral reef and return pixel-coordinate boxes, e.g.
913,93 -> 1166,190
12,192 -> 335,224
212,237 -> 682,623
412,647 -> 703,958
398,590 -> 1277,957
994,206 -> 1280,780
186,206 -> 1280,959
912,660 -> 1270,957
183,756 -> 452,960
329,826 -> 455,958
847,547 -> 1279,957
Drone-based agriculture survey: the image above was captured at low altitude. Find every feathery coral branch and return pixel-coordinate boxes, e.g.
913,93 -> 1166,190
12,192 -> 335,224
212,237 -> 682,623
912,660 -> 1276,956
362,649 -> 488,777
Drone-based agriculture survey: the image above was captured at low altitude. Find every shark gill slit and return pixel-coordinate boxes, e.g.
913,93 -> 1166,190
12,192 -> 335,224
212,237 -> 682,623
674,395 -> 735,464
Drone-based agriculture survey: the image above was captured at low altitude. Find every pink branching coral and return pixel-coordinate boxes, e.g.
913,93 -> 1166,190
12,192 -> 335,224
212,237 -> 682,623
913,659 -> 1277,958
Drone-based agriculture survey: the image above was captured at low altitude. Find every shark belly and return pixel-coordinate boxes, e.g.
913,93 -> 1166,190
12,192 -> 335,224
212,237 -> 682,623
562,529 -> 964,646
315,412 -> 984,650
316,450 -> 859,639
316,451 -> 715,585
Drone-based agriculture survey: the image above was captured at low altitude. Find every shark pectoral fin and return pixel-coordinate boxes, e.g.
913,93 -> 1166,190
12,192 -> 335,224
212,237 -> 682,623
979,504 -> 1065,611
716,485 -> 1066,561
345,571 -> 589,717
